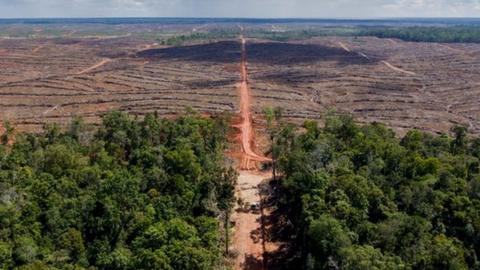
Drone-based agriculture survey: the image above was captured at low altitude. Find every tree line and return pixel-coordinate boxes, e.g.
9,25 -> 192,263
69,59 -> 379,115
157,26 -> 480,46
357,26 -> 480,43
244,26 -> 480,43
0,111 -> 236,270
162,29 -> 240,46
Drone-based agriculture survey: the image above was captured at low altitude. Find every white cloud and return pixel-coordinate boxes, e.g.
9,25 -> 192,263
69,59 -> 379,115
0,0 -> 479,18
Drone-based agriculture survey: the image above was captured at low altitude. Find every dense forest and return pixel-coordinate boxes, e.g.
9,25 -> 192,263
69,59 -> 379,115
245,28 -> 358,42
3,109 -> 480,269
244,26 -> 480,43
0,111 -> 236,270
162,29 -> 239,46
269,113 -> 480,270
358,26 -> 480,43
158,26 -> 480,46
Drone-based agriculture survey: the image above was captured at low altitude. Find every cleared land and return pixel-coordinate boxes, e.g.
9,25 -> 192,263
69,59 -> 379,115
246,36 -> 480,135
2,27 -> 480,138
0,35 -> 240,132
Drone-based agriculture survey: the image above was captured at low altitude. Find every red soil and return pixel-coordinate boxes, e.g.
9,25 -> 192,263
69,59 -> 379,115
232,34 -> 273,270
237,36 -> 271,170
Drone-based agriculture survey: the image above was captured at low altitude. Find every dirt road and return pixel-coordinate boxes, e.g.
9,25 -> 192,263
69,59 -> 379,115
338,42 -> 351,52
238,36 -> 271,170
233,172 -> 266,270
381,60 -> 416,76
339,41 -> 416,76
77,58 -> 112,75
32,45 -> 45,53
138,43 -> 159,52
232,34 -> 272,270
42,104 -> 60,116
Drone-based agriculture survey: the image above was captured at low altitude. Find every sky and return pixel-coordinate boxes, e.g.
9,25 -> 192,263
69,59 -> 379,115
0,0 -> 480,18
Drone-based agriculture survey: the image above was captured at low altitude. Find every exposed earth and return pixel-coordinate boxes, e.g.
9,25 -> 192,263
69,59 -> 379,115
231,34 -> 273,270
2,34 -> 480,136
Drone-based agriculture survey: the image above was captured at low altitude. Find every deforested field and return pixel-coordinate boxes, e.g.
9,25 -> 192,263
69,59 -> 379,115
2,20 -> 480,136
0,35 -> 240,132
247,37 -> 480,135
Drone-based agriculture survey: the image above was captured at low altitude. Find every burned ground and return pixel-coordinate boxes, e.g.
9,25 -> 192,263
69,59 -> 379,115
137,41 -> 240,63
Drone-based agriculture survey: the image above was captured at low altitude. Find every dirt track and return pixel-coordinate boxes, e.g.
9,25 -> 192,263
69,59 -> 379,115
338,42 -> 351,52
42,104 -> 60,116
339,41 -> 416,76
381,60 -> 416,76
233,35 -> 272,270
32,45 -> 45,53
76,58 -> 112,75
233,172 -> 266,270
238,36 -> 271,170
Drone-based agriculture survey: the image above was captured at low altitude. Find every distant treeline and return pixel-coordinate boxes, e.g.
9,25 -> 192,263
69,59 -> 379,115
245,28 -> 357,42
358,26 -> 480,43
160,25 -> 480,44
2,18 -> 480,26
162,29 -> 239,46
244,26 -> 480,43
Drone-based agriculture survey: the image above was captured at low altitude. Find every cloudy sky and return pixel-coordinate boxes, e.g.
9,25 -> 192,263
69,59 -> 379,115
1,0 -> 480,18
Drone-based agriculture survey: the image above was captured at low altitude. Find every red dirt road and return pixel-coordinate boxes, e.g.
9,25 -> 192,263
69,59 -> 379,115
238,36 -> 271,170
232,35 -> 272,270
